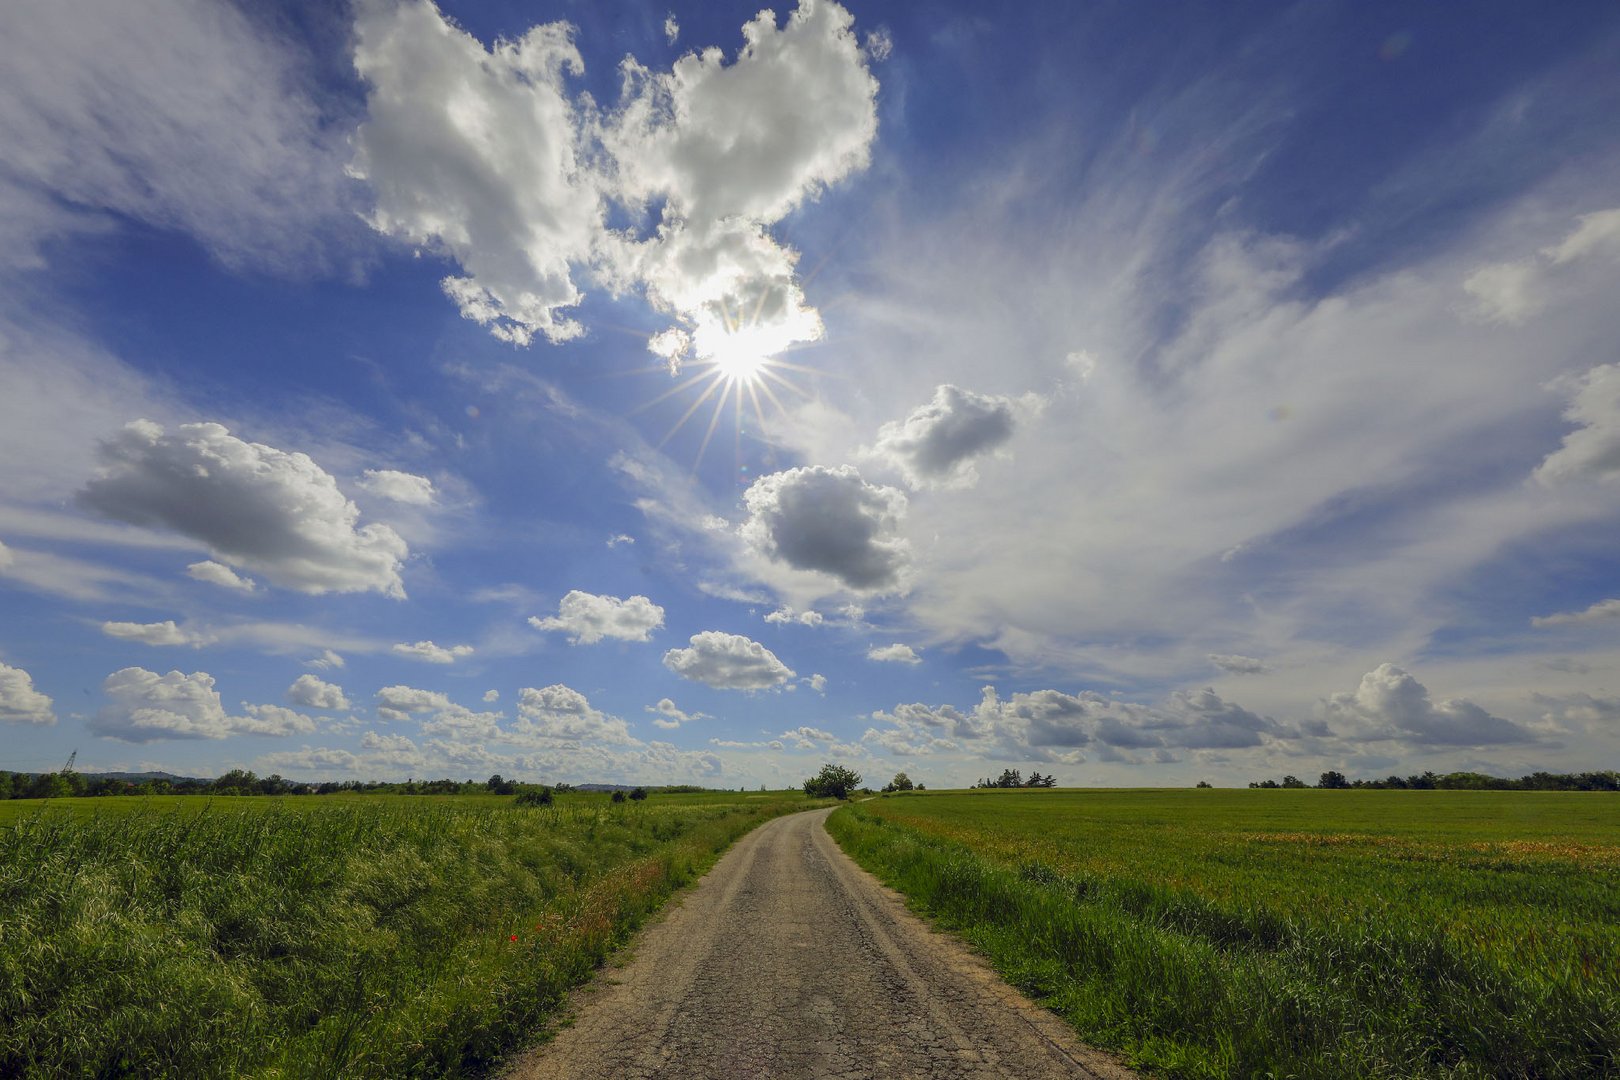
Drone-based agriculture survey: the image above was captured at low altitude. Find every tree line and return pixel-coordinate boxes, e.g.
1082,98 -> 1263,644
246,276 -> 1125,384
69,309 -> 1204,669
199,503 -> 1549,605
973,768 -> 1057,788
0,768 -> 602,800
1247,770 -> 1620,791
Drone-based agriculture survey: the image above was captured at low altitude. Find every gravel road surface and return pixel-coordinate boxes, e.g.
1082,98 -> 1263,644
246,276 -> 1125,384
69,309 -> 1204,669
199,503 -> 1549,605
505,807 -> 1135,1079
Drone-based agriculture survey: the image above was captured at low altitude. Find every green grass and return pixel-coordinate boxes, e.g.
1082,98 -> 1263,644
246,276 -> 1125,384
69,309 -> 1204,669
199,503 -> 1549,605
827,789 -> 1620,1078
0,790 -> 823,1078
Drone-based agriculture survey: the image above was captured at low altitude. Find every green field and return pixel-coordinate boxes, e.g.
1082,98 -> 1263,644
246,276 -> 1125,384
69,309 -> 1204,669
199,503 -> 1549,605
828,788 -> 1620,1079
0,790 -> 824,1078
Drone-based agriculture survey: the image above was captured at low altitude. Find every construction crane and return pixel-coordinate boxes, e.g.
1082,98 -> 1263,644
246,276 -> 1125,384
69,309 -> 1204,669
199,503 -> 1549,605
61,749 -> 76,774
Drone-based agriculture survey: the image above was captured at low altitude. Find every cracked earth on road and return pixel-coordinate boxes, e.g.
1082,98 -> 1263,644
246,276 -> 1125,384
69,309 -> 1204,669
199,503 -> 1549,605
504,806 -> 1137,1079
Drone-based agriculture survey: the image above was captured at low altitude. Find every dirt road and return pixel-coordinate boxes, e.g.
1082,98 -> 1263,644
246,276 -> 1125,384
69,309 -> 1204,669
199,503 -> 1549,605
506,807 -> 1134,1079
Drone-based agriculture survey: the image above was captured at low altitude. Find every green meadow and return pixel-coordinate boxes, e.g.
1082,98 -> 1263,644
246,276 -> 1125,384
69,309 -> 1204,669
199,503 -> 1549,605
828,788 -> 1620,1079
0,790 -> 823,1078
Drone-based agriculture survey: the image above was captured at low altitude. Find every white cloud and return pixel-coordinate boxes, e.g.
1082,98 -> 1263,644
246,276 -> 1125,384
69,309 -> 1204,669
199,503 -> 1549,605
287,673 -> 350,711
1318,664 -> 1535,747
868,384 -> 1022,489
93,667 -> 313,742
79,421 -> 408,597
0,662 -> 55,726
0,540 -> 12,569
100,619 -> 210,647
1465,208 -> 1620,324
663,630 -> 794,690
375,684 -> 453,721
187,560 -> 256,592
356,469 -> 436,506
307,649 -> 345,670
0,0 -> 354,271
234,703 -> 318,737
740,465 -> 909,593
1532,598 -> 1620,627
603,0 -> 878,371
863,27 -> 893,62
645,696 -> 707,730
528,590 -> 665,644
663,13 -> 679,45
391,640 -> 474,664
867,643 -> 921,665
1209,653 -> 1267,674
350,0 -> 877,367
1534,364 -> 1620,485
483,689 -> 500,703
350,0 -> 598,346
808,673 -> 827,693
512,684 -> 633,743
765,605 -> 824,626
606,533 -> 635,547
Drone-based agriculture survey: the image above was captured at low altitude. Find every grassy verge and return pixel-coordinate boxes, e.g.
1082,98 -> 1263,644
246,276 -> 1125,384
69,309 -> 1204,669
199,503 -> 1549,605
0,792 -> 819,1078
826,791 -> 1620,1078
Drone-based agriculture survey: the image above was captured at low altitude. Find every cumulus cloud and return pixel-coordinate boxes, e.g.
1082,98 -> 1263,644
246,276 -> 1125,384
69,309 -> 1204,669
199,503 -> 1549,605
868,643 -> 921,664
1465,208 -> 1620,325
93,667 -> 312,742
287,673 -> 350,711
391,640 -> 474,664
606,533 -> 635,548
868,684 -> 1288,763
808,673 -> 827,693
1534,364 -> 1620,485
483,689 -> 500,703
307,649 -> 345,670
740,465 -> 909,592
511,684 -> 633,743
868,385 -> 1021,489
645,696 -> 707,729
528,590 -> 665,644
187,560 -> 256,592
765,605 -> 824,626
1318,664 -> 1534,747
0,662 -> 55,726
350,0 -> 877,366
356,469 -> 436,506
663,13 -> 679,44
1209,653 -> 1267,674
663,630 -> 794,690
375,684 -> 453,722
1532,598 -> 1620,627
79,421 -> 408,597
350,0 -> 598,346
100,619 -> 210,647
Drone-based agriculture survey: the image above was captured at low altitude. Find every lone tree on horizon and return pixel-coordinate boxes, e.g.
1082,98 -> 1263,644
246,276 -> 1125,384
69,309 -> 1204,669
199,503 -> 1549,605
804,763 -> 862,800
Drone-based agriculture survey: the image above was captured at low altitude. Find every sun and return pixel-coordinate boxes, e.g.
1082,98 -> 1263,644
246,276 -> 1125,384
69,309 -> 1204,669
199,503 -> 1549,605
634,313 -> 824,471
706,324 -> 776,386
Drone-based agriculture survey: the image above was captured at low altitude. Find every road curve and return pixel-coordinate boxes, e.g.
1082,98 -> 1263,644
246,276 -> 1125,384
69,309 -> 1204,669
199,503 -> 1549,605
505,807 -> 1135,1080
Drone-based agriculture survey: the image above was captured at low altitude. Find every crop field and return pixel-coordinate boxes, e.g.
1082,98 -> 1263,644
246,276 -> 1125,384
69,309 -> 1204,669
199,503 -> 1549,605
828,789 -> 1620,1079
0,790 -> 822,1078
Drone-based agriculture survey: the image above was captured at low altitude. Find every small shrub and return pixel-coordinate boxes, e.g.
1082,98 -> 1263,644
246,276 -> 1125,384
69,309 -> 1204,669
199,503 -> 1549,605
513,788 -> 552,807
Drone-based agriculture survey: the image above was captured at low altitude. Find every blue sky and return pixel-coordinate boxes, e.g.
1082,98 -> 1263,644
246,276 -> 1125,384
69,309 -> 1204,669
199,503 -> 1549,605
3,0 -> 1619,788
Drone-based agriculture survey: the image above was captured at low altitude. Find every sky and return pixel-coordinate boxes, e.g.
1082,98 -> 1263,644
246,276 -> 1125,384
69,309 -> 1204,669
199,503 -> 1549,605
3,0 -> 1620,790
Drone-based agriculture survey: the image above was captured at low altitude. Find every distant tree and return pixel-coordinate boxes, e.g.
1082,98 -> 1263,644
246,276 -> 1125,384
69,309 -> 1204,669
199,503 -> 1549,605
1317,771 -> 1350,789
0,771 -> 13,800
629,787 -> 648,801
1408,771 -> 1438,790
1280,775 -> 1306,789
211,769 -> 258,796
27,772 -> 73,799
514,787 -> 553,807
611,789 -> 627,803
803,763 -> 862,799
486,774 -> 515,795
1196,780 -> 1212,789
890,772 -> 914,792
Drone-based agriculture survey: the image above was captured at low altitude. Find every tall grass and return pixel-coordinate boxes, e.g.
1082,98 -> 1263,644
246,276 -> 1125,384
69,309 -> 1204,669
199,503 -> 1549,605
0,793 -> 815,1078
827,791 -> 1620,1078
